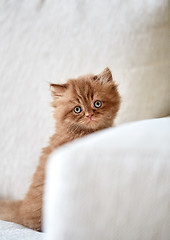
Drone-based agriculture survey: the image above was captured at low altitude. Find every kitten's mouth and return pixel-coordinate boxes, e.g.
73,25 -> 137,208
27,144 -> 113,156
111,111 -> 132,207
85,118 -> 99,129
87,117 -> 95,123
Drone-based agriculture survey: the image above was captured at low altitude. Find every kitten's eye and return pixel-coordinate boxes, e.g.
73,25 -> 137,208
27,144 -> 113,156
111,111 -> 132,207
74,106 -> 82,114
94,100 -> 102,108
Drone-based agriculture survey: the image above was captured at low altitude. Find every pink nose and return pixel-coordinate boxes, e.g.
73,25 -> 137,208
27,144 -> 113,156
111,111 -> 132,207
86,113 -> 94,120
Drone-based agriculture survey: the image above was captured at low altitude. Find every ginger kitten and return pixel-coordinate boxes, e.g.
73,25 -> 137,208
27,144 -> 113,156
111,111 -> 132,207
0,68 -> 121,231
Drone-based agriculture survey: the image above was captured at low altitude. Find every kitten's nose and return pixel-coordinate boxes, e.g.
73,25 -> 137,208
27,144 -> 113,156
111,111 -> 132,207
86,113 -> 94,120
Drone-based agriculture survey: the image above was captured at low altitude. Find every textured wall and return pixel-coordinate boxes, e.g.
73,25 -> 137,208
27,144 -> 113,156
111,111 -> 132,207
0,0 -> 170,199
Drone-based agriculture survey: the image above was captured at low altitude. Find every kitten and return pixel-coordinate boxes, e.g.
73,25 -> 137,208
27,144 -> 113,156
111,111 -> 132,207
0,68 -> 121,231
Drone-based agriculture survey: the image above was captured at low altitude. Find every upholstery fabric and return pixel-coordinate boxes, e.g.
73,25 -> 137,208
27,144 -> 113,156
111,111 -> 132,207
44,117 -> 170,240
0,220 -> 44,240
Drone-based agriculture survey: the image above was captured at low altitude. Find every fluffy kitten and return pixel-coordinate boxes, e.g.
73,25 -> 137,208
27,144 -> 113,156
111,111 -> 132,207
0,68 -> 121,231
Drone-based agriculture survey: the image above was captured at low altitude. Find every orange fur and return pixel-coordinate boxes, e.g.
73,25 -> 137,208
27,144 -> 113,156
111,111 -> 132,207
0,68 -> 121,231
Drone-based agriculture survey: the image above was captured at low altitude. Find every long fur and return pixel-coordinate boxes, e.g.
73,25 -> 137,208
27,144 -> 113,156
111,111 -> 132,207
0,68 -> 121,231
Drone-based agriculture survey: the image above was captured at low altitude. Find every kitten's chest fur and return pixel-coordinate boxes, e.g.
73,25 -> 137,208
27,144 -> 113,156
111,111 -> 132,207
47,127 -> 91,152
19,128 -> 88,230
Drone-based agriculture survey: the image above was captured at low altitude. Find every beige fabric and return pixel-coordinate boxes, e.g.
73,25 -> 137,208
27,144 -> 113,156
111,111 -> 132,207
44,117 -> 170,240
0,0 -> 170,199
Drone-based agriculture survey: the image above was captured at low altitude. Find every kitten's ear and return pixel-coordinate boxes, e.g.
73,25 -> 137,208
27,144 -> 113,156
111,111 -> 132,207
95,67 -> 113,84
50,83 -> 68,98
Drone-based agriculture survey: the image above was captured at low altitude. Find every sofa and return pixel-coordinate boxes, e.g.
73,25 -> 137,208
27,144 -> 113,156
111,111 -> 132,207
0,0 -> 170,239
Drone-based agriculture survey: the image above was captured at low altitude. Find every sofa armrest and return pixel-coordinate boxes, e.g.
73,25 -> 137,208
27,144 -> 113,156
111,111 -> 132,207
43,117 -> 170,240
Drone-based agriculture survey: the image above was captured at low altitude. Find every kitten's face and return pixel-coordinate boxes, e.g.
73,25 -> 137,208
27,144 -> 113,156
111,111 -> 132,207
51,68 -> 121,134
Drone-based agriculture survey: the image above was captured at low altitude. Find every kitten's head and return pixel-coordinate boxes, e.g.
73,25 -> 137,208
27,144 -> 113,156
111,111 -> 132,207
50,68 -> 121,134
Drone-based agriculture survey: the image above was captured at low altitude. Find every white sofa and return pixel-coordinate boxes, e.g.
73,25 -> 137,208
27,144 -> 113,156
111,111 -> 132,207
0,0 -> 170,239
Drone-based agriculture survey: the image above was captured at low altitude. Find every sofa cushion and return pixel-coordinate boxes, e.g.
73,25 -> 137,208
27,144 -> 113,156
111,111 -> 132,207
0,220 -> 44,240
